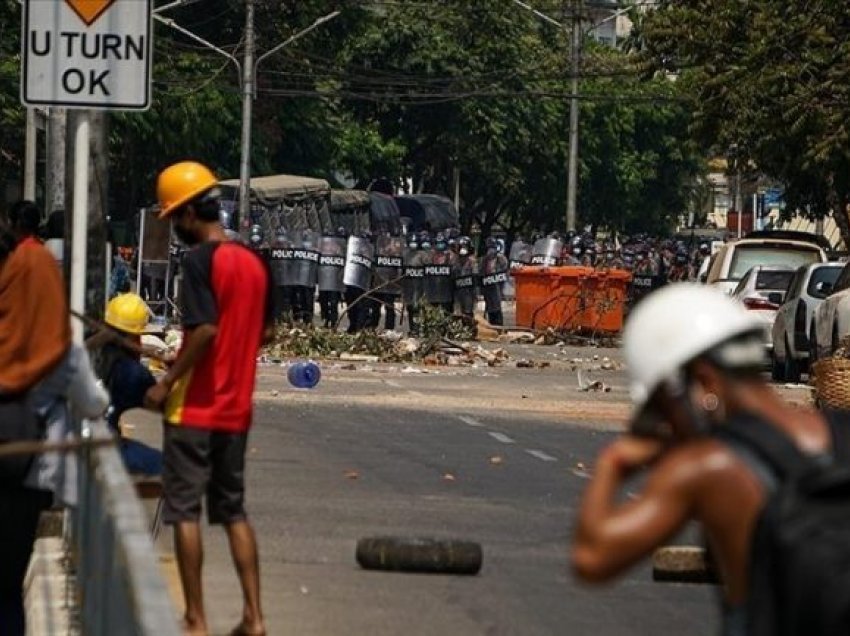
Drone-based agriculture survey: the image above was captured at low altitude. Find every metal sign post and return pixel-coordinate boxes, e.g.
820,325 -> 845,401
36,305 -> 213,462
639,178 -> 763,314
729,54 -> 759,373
70,112 -> 90,342
21,0 -> 153,342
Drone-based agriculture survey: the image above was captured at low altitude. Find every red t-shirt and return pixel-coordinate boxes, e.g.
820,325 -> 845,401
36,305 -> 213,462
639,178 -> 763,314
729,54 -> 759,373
165,241 -> 272,432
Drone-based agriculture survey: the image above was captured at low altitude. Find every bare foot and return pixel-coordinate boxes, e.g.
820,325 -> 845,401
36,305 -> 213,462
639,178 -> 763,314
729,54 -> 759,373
181,617 -> 209,636
229,622 -> 266,636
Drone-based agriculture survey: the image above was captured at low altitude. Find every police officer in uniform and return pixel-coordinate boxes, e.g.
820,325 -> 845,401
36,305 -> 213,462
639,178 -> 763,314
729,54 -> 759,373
294,228 -> 319,324
480,237 -> 509,326
603,244 -> 625,270
582,242 -> 598,268
667,249 -> 693,282
269,228 -> 295,322
564,236 -> 583,266
402,233 -> 427,335
318,227 -> 347,328
344,230 -> 375,334
370,232 -> 404,331
423,232 -> 456,314
453,236 -> 477,319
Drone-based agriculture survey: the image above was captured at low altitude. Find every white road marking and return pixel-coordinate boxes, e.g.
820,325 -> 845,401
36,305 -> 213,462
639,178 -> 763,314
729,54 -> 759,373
384,380 -> 403,388
525,449 -> 558,462
457,415 -> 485,428
488,431 -> 515,444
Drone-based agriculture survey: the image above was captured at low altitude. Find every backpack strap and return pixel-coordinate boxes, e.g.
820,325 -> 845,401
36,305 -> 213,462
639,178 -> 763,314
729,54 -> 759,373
715,414 -> 815,480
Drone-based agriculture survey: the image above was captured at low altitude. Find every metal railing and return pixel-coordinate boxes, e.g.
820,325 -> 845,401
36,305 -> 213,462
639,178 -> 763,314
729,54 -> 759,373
71,420 -> 179,635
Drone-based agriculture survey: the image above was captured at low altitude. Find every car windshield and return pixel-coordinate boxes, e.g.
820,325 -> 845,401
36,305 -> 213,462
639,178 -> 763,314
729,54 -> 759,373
729,245 -> 821,281
755,270 -> 794,291
808,266 -> 842,299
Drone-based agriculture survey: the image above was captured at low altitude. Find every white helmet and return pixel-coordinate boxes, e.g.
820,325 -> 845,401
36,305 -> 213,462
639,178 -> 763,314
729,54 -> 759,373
623,283 -> 763,419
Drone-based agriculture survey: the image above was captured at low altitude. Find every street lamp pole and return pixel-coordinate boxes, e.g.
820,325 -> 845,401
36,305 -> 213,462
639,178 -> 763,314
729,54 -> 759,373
157,4 -> 340,224
566,0 -> 582,233
511,0 -> 581,232
238,0 -> 256,221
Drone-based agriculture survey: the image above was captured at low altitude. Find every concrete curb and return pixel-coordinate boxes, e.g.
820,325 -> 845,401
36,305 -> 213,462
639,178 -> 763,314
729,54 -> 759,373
24,536 -> 78,635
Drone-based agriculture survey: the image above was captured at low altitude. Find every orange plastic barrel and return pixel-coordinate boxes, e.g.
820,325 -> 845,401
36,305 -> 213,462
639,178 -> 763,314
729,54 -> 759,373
579,269 -> 632,333
514,266 -> 592,330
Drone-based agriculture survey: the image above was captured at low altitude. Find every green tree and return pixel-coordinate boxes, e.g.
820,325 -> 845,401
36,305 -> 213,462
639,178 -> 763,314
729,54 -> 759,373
0,0 -> 24,201
636,0 -> 850,244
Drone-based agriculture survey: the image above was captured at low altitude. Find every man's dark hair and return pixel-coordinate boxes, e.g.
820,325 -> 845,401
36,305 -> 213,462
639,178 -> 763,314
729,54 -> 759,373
9,200 -> 41,235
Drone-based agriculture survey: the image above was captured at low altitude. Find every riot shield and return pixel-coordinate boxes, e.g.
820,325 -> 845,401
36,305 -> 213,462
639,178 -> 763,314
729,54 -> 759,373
453,257 -> 477,315
423,252 -> 455,304
318,236 -> 346,292
530,238 -> 563,267
269,231 -> 296,287
343,236 -> 375,290
629,274 -> 665,307
509,241 -> 533,271
292,229 -> 320,287
374,235 -> 405,295
480,254 -> 509,288
402,248 -> 426,306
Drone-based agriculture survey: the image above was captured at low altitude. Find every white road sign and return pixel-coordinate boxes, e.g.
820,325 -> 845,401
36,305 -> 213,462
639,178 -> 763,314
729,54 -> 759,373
22,0 -> 152,110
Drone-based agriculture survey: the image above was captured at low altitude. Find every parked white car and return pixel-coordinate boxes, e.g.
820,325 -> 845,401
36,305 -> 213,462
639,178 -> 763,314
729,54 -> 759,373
811,261 -> 850,362
730,265 -> 795,353
771,262 -> 844,382
705,236 -> 827,294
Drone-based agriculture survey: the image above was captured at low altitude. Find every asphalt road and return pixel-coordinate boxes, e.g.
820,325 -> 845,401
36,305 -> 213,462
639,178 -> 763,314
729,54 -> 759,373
135,362 -> 718,636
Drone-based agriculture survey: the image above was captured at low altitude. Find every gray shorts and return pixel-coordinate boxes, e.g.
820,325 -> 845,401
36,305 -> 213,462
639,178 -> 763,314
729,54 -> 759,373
162,425 -> 248,525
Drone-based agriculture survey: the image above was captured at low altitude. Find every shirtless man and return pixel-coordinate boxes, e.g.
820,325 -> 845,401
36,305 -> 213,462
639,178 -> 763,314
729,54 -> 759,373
572,284 -> 839,636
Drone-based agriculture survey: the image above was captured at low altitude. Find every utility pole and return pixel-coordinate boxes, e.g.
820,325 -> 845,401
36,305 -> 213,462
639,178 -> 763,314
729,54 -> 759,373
735,164 -> 742,239
566,0 -> 582,233
238,0 -> 256,224
156,5 -> 339,229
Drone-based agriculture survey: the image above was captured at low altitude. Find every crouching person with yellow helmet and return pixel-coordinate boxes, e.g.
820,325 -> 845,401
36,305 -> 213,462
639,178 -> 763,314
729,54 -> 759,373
88,293 -> 164,475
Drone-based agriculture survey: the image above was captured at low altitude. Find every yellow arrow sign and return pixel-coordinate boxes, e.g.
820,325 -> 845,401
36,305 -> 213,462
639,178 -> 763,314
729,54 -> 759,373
65,0 -> 117,27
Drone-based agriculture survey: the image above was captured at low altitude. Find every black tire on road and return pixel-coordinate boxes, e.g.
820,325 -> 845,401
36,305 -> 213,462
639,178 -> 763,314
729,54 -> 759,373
784,337 -> 801,383
771,351 -> 785,383
356,537 -> 483,575
810,323 -> 819,364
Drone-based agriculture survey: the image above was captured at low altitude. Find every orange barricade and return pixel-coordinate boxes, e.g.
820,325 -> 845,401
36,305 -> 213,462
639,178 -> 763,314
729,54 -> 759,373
580,269 -> 632,333
514,266 -> 632,333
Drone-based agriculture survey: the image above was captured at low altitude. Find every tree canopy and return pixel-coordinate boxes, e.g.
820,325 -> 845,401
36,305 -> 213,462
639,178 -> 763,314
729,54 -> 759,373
635,0 -> 850,243
1,0 -> 707,238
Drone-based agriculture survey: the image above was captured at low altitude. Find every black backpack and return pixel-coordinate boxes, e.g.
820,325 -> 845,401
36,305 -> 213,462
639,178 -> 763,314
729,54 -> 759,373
716,412 -> 850,636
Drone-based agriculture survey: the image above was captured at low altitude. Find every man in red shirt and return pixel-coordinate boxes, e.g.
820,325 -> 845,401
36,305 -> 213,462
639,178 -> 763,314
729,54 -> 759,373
145,162 -> 272,636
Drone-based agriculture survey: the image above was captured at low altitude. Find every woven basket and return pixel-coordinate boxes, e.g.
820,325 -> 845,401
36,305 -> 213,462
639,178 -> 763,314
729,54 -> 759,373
811,357 -> 850,409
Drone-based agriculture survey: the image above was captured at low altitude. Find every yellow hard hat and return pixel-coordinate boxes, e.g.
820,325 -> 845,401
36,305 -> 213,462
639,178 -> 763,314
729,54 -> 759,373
105,293 -> 151,335
156,161 -> 218,219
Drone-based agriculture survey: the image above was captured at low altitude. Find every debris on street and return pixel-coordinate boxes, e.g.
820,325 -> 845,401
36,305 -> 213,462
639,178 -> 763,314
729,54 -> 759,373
577,369 -> 611,392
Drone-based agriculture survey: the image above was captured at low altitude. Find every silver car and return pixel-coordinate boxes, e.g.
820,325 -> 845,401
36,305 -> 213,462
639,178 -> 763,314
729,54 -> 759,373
730,265 -> 796,353
706,238 -> 826,294
771,262 -> 844,382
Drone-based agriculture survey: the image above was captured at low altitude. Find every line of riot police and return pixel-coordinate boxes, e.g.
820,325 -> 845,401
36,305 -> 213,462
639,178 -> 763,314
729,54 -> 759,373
248,225 -> 513,333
